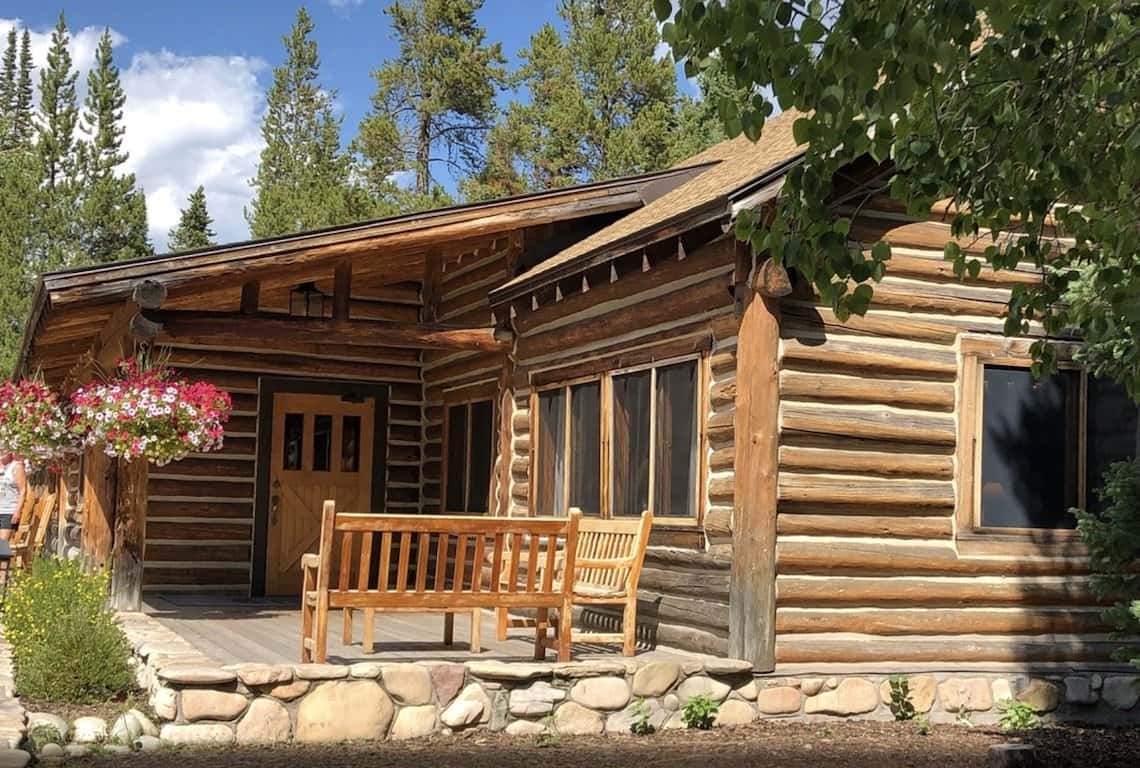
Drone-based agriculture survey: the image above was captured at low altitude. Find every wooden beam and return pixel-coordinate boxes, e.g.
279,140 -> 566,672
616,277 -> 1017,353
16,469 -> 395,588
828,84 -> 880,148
150,310 -> 507,353
81,447 -> 116,569
333,262 -> 352,322
109,458 -> 148,611
729,247 -> 781,670
422,251 -> 442,323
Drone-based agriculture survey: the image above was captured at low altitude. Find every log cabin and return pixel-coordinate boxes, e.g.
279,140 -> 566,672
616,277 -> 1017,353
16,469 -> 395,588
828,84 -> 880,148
17,109 -> 1127,673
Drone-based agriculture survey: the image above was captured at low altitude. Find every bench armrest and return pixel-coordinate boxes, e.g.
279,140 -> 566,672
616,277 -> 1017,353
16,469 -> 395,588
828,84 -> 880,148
300,553 -> 320,570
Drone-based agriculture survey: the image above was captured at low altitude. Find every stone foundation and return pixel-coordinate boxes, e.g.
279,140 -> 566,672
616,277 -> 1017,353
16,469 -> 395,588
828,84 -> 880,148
112,613 -> 1140,747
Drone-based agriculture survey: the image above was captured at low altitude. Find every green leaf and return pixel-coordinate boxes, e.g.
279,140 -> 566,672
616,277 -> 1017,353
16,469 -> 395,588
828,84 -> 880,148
792,117 -> 812,145
801,17 -> 825,44
653,0 -> 672,22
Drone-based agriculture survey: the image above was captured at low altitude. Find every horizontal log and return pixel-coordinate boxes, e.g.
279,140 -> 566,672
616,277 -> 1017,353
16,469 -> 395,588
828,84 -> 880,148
781,402 -> 957,445
704,506 -> 732,540
707,475 -> 733,503
147,521 -> 251,541
153,310 -> 505,352
578,605 -> 729,657
709,349 -> 736,377
777,539 -> 1091,576
776,575 -> 1105,607
709,446 -> 734,471
775,633 -> 1117,664
881,248 -> 1042,287
151,457 -> 254,480
776,513 -> 952,539
864,278 -> 1009,318
776,607 -> 1110,636
143,567 -> 250,586
145,543 -> 251,563
781,335 -> 957,377
147,500 -> 253,519
782,302 -> 960,344
710,380 -> 735,409
778,473 -> 954,508
645,546 -> 731,570
778,444 -> 954,479
848,217 -> 1072,260
147,479 -> 252,499
706,410 -> 734,444
779,369 -> 954,410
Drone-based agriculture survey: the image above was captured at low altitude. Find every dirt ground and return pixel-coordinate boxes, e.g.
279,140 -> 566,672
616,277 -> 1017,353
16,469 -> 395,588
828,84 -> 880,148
82,722 -> 1140,768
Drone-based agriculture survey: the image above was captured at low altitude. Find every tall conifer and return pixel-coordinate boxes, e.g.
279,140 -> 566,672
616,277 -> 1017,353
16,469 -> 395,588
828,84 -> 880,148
248,7 -> 364,238
167,186 -> 216,252
78,28 -> 152,264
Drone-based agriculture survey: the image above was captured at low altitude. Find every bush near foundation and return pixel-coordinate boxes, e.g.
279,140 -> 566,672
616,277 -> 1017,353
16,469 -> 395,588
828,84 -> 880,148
3,556 -> 132,702
1076,459 -> 1140,670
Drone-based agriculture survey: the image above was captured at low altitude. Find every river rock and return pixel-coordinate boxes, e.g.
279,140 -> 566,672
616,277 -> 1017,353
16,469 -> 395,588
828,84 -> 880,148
938,678 -> 994,713
1017,679 -> 1061,714
296,680 -> 394,743
229,663 -> 293,687
440,684 -> 490,728
756,686 -> 801,715
571,676 -> 630,711
879,675 -> 937,714
128,709 -> 159,738
1101,677 -> 1140,711
428,662 -> 466,706
0,750 -> 29,768
715,699 -> 757,727
181,689 -> 249,722
151,687 -> 178,721
235,698 -> 292,745
632,662 -> 680,697
134,735 -> 161,753
804,679 -> 878,716
157,665 -> 237,686
510,681 -> 566,717
505,719 -> 546,737
467,661 -> 552,681
553,702 -> 603,736
676,676 -> 731,704
109,713 -> 143,744
1064,676 -> 1096,705
268,679 -> 311,702
382,663 -> 433,705
160,723 -> 235,746
294,664 -> 349,681
390,705 -> 437,740
26,714 -> 67,742
71,717 -> 107,744
604,699 -> 667,734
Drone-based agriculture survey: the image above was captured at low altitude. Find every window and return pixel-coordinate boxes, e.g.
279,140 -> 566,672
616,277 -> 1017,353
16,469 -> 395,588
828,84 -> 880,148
960,337 -> 1140,534
534,358 -> 702,522
443,400 -> 496,514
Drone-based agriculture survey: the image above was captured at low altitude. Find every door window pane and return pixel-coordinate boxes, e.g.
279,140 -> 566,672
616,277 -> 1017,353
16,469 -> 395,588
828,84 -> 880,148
341,415 -> 361,473
312,415 -> 333,472
1087,376 -> 1140,513
537,389 -> 567,515
283,413 -> 303,470
467,401 -> 495,514
613,371 -> 651,517
569,382 -> 601,515
654,361 -> 698,518
445,404 -> 467,511
980,366 -> 1079,528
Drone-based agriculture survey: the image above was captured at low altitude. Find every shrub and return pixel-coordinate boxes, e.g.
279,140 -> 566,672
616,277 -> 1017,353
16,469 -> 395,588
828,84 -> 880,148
1075,459 -> 1140,670
681,694 -> 719,730
997,699 -> 1040,732
630,697 -> 655,736
4,556 -> 133,702
887,675 -> 916,721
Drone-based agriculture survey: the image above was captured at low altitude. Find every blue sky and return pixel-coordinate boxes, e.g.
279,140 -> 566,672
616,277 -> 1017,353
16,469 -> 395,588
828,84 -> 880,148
2,1 -> 683,250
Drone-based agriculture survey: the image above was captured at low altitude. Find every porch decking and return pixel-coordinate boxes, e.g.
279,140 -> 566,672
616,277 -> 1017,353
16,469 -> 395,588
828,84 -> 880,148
143,595 -> 709,666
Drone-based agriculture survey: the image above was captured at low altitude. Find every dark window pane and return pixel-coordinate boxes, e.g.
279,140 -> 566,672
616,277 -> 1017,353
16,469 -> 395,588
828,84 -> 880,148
537,389 -> 567,515
980,366 -> 1079,529
445,404 -> 467,511
467,400 -> 495,514
569,382 -> 601,516
654,361 -> 698,518
312,415 -> 333,472
613,371 -> 651,517
340,415 -> 361,473
283,413 -> 303,470
1087,376 -> 1140,513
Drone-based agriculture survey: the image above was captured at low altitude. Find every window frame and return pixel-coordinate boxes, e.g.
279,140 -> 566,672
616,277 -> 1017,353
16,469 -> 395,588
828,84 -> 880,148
529,353 -> 707,527
441,394 -> 497,515
957,335 -> 1089,546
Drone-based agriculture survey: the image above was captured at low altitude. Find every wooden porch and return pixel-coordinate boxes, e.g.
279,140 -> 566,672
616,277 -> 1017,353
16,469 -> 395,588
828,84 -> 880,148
142,595 -> 709,666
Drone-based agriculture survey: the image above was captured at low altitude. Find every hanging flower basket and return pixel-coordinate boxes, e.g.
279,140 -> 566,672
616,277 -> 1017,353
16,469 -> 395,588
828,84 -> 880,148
70,357 -> 232,466
0,379 -> 76,466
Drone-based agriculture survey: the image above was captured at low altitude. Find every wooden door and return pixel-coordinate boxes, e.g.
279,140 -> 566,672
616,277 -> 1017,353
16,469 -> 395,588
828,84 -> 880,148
266,393 -> 376,596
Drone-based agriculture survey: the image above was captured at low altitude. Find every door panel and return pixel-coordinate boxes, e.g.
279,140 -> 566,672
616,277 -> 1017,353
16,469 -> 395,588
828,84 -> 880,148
266,393 -> 375,596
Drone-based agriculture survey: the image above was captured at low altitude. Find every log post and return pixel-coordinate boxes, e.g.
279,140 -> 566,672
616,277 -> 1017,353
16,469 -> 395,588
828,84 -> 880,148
240,280 -> 260,315
729,248 -> 781,670
333,261 -> 352,322
109,458 -> 148,611
81,447 -> 116,569
422,250 -> 442,323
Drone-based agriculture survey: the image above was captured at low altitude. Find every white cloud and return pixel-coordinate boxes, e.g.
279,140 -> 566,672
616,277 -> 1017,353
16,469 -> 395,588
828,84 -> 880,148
328,0 -> 366,8
120,51 -> 266,249
0,18 -> 266,251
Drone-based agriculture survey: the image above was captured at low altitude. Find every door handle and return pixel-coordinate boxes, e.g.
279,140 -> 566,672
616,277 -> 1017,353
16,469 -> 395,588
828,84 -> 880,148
271,495 -> 280,525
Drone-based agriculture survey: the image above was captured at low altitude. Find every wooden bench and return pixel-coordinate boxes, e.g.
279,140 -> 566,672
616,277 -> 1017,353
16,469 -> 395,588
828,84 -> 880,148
9,488 -> 56,570
498,510 -> 653,657
301,501 -> 582,663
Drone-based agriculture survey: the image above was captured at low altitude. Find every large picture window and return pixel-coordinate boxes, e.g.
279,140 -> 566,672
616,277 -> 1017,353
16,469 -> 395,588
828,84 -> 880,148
534,358 -> 701,522
443,399 -> 495,514
960,337 -> 1140,534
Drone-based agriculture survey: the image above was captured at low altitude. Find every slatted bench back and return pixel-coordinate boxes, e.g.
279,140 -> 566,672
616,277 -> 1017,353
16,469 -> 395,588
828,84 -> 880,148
315,501 -> 580,610
569,510 -> 653,596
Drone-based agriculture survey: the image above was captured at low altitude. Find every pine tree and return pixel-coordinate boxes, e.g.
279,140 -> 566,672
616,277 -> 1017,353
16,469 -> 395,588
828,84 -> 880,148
77,28 -> 152,265
248,7 -> 365,238
355,0 -> 506,205
469,0 -> 679,197
167,186 -> 216,252
670,58 -> 754,164
1,28 -> 16,143
0,24 -> 37,375
34,12 -> 82,272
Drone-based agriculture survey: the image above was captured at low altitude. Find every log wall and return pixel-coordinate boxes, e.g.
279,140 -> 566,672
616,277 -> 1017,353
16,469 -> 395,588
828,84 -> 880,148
765,210 -> 1114,664
501,233 -> 739,652
141,276 -> 426,593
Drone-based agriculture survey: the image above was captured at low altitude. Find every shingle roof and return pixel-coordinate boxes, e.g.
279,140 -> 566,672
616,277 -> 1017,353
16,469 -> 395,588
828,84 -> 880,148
492,109 -> 806,302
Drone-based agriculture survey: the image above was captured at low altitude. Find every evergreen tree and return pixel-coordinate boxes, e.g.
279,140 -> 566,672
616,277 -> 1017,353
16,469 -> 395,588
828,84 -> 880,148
355,0 -> 506,205
670,59 -> 754,164
468,0 -> 680,197
167,185 -> 216,252
78,28 -> 152,264
34,12 -> 82,271
0,24 -> 37,375
248,7 -> 365,238
1,28 -> 15,140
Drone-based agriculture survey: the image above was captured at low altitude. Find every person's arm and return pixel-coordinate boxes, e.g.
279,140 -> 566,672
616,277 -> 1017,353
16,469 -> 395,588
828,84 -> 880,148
10,462 -> 27,527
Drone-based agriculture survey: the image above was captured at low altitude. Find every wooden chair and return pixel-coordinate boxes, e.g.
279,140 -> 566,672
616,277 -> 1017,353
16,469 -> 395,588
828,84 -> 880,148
301,501 -> 582,663
11,490 -> 56,570
537,510 -> 653,657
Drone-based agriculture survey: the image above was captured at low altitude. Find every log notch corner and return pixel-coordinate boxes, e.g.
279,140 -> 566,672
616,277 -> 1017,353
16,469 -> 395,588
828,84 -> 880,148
729,244 -> 781,670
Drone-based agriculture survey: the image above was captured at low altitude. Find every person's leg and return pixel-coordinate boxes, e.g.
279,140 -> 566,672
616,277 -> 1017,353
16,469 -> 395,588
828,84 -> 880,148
0,514 -> 11,541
